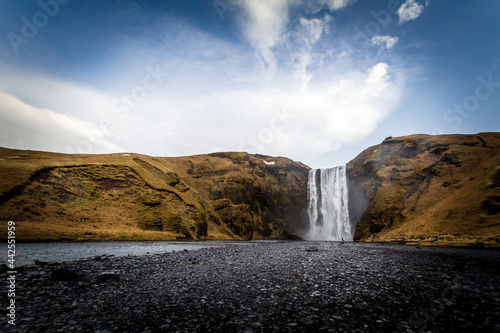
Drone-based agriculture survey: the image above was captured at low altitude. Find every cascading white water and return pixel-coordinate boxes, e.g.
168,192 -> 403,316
306,166 -> 352,241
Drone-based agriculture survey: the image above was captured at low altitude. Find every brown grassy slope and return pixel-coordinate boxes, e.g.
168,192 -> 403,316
0,148 -> 309,242
347,132 -> 500,247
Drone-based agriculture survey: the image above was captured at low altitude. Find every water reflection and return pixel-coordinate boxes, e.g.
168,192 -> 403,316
1,241 -> 252,266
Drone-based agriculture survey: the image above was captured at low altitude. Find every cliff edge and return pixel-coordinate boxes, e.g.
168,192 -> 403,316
347,132 -> 500,247
0,149 -> 309,241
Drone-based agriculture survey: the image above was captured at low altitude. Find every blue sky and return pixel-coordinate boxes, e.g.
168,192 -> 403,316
0,0 -> 499,168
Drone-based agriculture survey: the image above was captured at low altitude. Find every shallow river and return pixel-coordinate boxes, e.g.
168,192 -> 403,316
1,240 -> 255,266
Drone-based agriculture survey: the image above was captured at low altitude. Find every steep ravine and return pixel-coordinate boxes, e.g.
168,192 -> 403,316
346,132 -> 500,247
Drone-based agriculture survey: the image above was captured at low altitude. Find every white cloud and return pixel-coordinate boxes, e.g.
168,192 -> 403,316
397,0 -> 425,24
0,59 -> 402,168
119,62 -> 401,166
292,15 -> 332,86
240,0 -> 291,71
371,35 -> 399,49
0,71 -> 113,124
238,0 -> 354,73
296,16 -> 330,47
278,63 -> 399,162
319,0 -> 355,11
0,91 -> 123,153
0,1 -> 404,168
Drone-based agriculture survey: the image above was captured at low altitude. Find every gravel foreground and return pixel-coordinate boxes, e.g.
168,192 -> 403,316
2,242 -> 499,333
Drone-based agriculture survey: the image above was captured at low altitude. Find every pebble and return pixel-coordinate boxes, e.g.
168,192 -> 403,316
1,242 -> 499,332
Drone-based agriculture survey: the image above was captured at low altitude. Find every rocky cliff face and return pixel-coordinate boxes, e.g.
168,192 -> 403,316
347,133 -> 500,247
2,132 -> 498,245
0,149 -> 309,241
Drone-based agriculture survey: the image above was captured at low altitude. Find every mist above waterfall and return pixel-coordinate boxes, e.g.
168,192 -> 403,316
306,166 -> 352,241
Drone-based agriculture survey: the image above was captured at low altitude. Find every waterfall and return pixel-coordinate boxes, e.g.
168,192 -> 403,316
306,166 -> 352,241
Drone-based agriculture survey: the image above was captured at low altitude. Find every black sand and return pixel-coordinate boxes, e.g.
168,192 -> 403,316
2,242 -> 499,332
